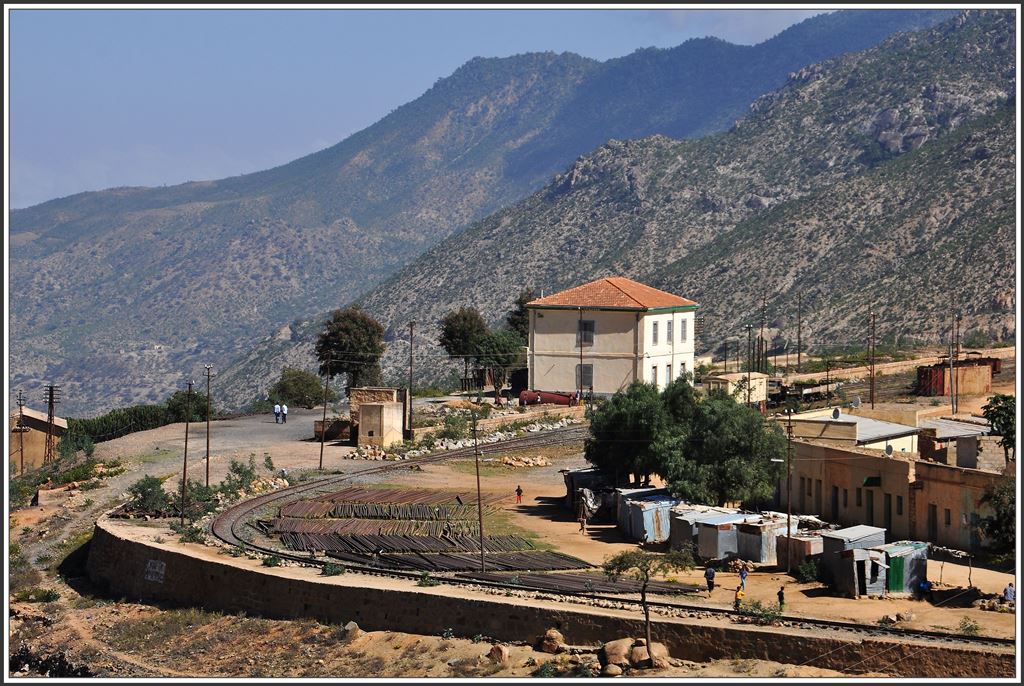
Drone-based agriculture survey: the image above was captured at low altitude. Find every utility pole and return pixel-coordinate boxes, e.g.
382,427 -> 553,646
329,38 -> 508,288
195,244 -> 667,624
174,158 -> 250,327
869,312 -> 876,410
319,356 -> 331,472
408,321 -> 415,440
786,409 -> 794,574
745,324 -> 753,405
825,355 -> 831,407
42,384 -> 61,465
15,390 -> 27,475
204,364 -> 214,487
723,338 -> 729,373
950,313 -> 958,419
760,295 -> 767,373
949,314 -> 957,415
796,293 -> 803,373
180,380 -> 194,527
471,411 -> 486,572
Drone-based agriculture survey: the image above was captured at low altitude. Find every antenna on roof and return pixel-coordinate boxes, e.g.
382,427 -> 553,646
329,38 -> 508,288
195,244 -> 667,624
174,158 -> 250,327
831,407 -> 841,420
851,396 -> 862,409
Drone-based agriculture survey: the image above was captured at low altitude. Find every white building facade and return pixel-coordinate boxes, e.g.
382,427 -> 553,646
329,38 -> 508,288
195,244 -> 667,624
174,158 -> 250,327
526,277 -> 699,395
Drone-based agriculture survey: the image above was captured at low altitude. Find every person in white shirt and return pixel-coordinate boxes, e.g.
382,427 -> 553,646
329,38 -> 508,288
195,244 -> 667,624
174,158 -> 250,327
273,403 -> 281,424
281,403 -> 288,423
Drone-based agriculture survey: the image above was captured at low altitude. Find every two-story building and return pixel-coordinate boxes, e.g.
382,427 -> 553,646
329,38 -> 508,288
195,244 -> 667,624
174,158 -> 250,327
526,277 -> 699,395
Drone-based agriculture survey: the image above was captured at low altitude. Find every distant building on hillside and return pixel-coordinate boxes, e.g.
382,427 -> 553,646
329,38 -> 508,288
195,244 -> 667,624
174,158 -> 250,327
525,277 -> 699,395
704,371 -> 769,409
8,406 -> 67,474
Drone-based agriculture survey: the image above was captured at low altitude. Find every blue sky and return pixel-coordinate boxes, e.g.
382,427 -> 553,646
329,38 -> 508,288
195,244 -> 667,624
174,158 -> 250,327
8,8 -> 826,209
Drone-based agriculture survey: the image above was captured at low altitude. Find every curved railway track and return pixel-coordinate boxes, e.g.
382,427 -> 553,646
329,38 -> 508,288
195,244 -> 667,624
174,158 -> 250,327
208,425 -> 1014,651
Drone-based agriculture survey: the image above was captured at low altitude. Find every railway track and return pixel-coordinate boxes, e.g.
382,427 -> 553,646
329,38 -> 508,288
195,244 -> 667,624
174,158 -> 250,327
207,425 -> 1013,651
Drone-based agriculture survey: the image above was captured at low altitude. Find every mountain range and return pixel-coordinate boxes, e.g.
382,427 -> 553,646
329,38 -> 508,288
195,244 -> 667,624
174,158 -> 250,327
7,9 -> 982,414
217,9 -> 1016,410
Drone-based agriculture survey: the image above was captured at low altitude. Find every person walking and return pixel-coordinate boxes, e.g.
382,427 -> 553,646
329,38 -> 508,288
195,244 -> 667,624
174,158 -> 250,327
273,403 -> 281,424
739,565 -> 749,591
704,566 -> 716,595
281,403 -> 288,424
515,485 -> 523,504
577,501 -> 587,534
777,586 -> 786,612
734,585 -> 745,611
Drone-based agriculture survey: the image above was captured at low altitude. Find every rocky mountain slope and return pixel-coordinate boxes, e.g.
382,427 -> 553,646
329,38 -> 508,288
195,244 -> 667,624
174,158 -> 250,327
7,10 -> 956,414
213,10 -> 1015,407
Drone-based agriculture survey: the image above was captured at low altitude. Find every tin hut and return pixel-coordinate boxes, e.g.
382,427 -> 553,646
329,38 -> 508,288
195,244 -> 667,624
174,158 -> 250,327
736,517 -> 791,565
697,513 -> 760,561
872,541 -> 929,596
821,525 -> 887,595
626,495 -> 681,543
562,468 -> 613,510
777,532 -> 825,569
668,505 -> 735,551
614,487 -> 667,537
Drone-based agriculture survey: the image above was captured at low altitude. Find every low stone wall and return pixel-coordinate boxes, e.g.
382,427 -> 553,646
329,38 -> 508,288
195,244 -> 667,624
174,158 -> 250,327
86,519 -> 1012,678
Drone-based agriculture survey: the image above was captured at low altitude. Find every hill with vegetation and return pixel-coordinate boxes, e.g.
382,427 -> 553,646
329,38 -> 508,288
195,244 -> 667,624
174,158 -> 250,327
213,9 -> 1015,406
7,10 -> 959,413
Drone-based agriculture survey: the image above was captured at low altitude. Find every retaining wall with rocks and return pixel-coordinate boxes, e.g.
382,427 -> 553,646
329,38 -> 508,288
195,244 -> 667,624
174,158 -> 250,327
86,518 -> 1013,678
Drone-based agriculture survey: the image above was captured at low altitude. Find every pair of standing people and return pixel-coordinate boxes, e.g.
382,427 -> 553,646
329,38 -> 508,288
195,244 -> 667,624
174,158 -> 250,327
273,403 -> 289,423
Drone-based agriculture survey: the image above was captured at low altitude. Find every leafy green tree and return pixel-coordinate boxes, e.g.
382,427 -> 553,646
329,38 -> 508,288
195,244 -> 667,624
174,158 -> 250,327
602,548 -> 695,665
585,382 -> 667,486
173,478 -> 219,522
57,432 -> 95,460
475,329 -> 524,394
962,328 -> 991,349
439,306 -> 488,378
165,389 -> 213,423
505,289 -> 536,342
315,305 -> 385,390
979,477 -> 1015,555
981,394 -> 1015,464
270,367 -> 337,409
668,392 -> 785,507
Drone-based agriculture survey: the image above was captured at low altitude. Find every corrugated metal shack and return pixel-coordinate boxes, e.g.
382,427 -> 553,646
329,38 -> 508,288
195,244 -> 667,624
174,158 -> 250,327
625,495 -> 682,543
562,468 -> 613,512
777,532 -> 825,568
697,513 -> 761,561
873,541 -> 929,596
614,487 -> 667,536
736,517 -> 791,565
821,525 -> 887,596
668,505 -> 735,551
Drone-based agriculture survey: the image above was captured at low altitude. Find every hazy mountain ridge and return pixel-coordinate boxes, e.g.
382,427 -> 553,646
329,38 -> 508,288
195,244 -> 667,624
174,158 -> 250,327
211,9 -> 1015,408
7,9 -> 959,413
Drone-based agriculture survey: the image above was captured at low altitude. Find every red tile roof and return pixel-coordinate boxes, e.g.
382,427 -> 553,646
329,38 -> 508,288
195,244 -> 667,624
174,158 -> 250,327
527,277 -> 697,310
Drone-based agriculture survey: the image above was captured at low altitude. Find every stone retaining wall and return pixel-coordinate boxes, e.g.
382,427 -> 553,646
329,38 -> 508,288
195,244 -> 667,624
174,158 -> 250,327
86,519 -> 1012,678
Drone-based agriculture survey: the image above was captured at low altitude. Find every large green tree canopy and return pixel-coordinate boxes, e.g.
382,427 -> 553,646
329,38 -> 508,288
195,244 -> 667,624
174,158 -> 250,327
585,377 -> 784,507
315,305 -> 385,389
438,306 -> 488,376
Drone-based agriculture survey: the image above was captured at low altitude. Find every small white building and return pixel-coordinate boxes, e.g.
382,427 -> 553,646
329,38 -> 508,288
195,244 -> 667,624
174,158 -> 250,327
526,277 -> 699,395
703,371 -> 769,405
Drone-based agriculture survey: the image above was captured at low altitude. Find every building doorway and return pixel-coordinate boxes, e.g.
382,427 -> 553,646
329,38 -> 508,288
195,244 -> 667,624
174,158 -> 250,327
831,486 -> 839,521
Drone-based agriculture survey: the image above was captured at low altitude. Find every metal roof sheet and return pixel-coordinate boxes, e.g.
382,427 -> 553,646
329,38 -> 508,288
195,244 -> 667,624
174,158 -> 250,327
821,525 -> 887,542
699,513 -> 760,526
919,417 -> 991,440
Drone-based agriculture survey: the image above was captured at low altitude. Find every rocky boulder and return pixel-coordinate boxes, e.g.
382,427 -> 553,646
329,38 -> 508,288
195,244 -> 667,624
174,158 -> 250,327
487,644 -> 510,665
600,638 -> 633,667
538,628 -> 566,654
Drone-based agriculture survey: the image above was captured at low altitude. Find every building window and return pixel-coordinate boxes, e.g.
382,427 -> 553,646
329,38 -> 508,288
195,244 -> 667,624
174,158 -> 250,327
843,489 -> 848,508
896,496 -> 903,516
856,488 -> 862,507
575,364 -> 593,389
680,319 -> 688,342
667,320 -> 673,342
577,320 -> 595,346
679,362 -> 687,377
666,364 -> 672,382
652,321 -> 659,346
651,365 -> 658,386
944,508 -> 951,526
